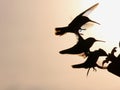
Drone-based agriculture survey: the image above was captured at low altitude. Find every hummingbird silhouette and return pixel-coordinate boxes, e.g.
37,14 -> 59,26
55,3 -> 100,37
72,49 -> 108,76
59,34 -> 105,56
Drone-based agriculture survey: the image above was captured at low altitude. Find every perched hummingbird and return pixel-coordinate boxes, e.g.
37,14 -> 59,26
72,49 -> 107,76
55,3 -> 100,37
59,34 -> 105,56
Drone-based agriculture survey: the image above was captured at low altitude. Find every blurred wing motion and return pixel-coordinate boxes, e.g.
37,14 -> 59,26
80,3 -> 99,16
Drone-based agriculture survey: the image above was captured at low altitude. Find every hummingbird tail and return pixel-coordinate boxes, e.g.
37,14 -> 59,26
59,50 -> 66,54
55,27 -> 68,36
72,64 -> 85,68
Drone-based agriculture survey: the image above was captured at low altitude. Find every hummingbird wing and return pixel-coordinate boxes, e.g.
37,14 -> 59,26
98,49 -> 108,56
68,3 -> 99,27
59,35 -> 85,54
80,3 -> 99,16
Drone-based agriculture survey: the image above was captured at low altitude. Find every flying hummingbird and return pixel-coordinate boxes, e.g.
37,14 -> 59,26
59,34 -> 105,57
72,49 -> 107,76
55,3 -> 100,37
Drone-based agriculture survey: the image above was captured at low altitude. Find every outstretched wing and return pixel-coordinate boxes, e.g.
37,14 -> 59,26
80,3 -> 99,16
59,34 -> 85,54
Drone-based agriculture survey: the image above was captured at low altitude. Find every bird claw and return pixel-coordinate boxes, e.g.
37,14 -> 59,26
79,28 -> 86,32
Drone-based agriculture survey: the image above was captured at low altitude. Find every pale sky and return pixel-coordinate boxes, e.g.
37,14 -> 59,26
0,0 -> 120,90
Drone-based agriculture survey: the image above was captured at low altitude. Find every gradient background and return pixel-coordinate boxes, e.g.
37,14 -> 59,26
0,0 -> 120,90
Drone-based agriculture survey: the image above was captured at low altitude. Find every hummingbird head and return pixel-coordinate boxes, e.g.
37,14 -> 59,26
85,37 -> 105,46
80,16 -> 92,23
86,37 -> 105,42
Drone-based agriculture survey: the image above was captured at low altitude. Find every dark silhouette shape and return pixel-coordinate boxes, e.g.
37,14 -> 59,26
107,60 -> 120,77
72,49 -> 108,75
55,3 -> 100,36
102,46 -> 120,77
59,34 -> 105,57
107,44 -> 120,77
102,47 -> 117,66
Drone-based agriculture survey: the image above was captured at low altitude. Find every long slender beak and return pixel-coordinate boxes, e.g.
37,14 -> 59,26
96,40 -> 105,42
90,20 -> 100,25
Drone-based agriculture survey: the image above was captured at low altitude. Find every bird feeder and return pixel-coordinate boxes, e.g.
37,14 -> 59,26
107,60 -> 120,77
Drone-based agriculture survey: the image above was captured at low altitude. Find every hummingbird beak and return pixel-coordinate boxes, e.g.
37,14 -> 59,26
96,40 -> 105,42
90,20 -> 100,25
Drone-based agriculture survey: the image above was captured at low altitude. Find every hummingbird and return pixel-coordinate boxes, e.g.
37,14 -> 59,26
59,34 -> 105,57
55,3 -> 100,37
72,49 -> 108,76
